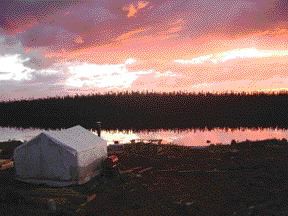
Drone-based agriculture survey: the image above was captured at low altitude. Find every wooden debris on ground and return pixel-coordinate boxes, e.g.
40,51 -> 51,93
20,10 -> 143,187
0,160 -> 14,170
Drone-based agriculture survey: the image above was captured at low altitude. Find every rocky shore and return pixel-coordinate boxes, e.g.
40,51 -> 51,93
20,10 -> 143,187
1,139 -> 288,215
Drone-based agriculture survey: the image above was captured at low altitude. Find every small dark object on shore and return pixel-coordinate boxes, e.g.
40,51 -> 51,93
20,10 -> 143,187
0,140 -> 23,159
103,155 -> 120,177
96,121 -> 101,137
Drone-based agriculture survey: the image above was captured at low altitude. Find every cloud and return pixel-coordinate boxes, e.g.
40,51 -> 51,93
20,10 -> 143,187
175,48 -> 288,64
2,0 -> 286,61
18,24 -> 76,49
0,1 -> 80,33
1,53 -> 288,100
154,71 -> 177,78
65,59 -> 152,89
115,28 -> 146,42
0,79 -> 67,101
132,68 -> 288,93
123,1 -> 149,18
1,1 -> 116,53
1,0 -> 287,49
73,36 -> 84,44
125,58 -> 137,65
220,0 -> 288,37
187,76 -> 288,93
270,0 -> 288,22
0,0 -> 288,100
0,33 -> 54,70
0,54 -> 33,81
0,54 -> 69,100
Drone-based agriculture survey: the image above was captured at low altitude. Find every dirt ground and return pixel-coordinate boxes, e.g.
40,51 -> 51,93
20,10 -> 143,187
1,139 -> 288,216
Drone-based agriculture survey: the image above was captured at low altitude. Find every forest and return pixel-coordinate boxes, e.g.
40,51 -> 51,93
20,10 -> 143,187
0,91 -> 288,130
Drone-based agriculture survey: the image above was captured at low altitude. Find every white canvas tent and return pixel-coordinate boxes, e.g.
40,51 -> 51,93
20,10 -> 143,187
13,125 -> 107,186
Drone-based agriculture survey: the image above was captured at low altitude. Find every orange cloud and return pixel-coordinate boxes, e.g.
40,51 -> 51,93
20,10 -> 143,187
168,19 -> 184,33
258,28 -> 288,37
115,28 -> 146,41
123,1 -> 149,18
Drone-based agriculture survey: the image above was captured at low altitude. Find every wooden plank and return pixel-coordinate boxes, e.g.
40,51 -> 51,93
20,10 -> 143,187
138,167 -> 153,174
120,167 -> 142,174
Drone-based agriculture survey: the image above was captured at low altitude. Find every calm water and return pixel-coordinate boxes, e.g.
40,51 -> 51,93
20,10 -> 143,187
0,127 -> 288,146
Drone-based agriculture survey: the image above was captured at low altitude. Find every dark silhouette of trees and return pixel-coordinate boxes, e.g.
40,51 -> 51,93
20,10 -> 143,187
0,91 -> 287,130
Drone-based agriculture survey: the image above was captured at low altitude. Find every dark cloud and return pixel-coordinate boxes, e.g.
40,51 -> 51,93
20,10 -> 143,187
216,0 -> 288,37
1,0 -> 287,40
19,24 -> 75,49
272,0 -> 288,21
11,1 -> 118,52
0,0 -> 80,33
0,33 -> 54,70
1,0 -> 176,52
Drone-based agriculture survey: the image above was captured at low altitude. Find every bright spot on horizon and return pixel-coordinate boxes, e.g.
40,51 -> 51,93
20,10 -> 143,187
98,130 -> 140,144
175,48 -> 288,65
257,88 -> 288,93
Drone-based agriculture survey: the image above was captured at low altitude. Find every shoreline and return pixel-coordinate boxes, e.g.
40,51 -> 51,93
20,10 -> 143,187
1,138 -> 288,215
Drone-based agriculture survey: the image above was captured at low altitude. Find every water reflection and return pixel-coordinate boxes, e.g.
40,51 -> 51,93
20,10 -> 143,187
1,127 -> 287,146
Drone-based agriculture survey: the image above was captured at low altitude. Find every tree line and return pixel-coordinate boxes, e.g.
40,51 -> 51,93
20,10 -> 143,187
0,91 -> 288,130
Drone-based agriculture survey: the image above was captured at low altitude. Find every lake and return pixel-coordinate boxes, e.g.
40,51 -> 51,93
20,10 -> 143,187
1,126 -> 287,146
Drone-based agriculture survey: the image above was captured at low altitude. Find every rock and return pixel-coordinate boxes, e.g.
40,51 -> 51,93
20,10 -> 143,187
185,202 -> 194,206
47,199 -> 57,212
248,205 -> 255,216
173,201 -> 182,205
86,194 -> 96,202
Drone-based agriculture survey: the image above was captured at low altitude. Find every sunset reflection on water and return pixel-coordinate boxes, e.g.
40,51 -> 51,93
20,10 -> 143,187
91,127 -> 287,146
1,127 -> 287,146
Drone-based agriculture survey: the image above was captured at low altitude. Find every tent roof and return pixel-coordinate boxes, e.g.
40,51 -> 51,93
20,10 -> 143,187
43,125 -> 106,152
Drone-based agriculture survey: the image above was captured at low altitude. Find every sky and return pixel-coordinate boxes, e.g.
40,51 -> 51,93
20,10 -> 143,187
0,0 -> 288,100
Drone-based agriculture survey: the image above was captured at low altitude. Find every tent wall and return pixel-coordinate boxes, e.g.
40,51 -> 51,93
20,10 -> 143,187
77,141 -> 107,184
40,135 -> 78,181
14,134 -> 78,185
14,135 -> 41,179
